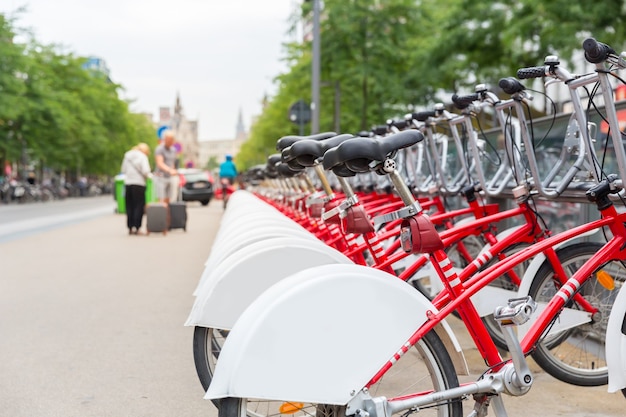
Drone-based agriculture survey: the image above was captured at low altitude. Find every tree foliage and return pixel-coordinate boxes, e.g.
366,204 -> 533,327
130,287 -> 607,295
0,12 -> 157,179
240,0 -> 429,168
239,0 -> 626,171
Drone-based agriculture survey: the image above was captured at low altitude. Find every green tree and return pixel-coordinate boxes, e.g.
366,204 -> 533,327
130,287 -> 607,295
426,0 -> 626,94
0,13 -> 29,172
314,0 -> 429,131
1,11 -> 157,179
205,155 -> 219,171
239,0 -> 429,170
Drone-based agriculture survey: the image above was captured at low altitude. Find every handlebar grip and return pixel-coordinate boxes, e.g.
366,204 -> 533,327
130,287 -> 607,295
411,110 -> 437,122
498,77 -> 525,95
517,66 -> 546,79
389,119 -> 409,129
451,93 -> 478,109
371,125 -> 388,136
583,37 -> 615,64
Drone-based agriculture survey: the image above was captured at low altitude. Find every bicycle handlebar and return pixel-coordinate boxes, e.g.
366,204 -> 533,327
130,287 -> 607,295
371,125 -> 388,136
583,37 -> 615,64
451,93 -> 478,109
498,77 -> 525,95
388,119 -> 409,130
517,66 -> 546,79
410,110 -> 437,122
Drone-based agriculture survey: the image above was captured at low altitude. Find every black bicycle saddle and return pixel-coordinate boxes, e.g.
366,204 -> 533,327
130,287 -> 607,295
323,130 -> 424,173
275,132 -> 338,151
276,162 -> 302,177
284,133 -> 355,167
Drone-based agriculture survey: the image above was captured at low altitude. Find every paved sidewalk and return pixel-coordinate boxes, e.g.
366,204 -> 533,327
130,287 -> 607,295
0,200 -> 221,416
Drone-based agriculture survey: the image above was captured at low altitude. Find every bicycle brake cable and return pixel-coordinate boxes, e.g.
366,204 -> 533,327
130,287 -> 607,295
472,113 -> 502,166
525,88 -> 558,150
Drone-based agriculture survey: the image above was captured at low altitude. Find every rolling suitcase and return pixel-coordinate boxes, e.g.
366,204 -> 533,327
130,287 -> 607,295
169,201 -> 187,231
146,202 -> 168,235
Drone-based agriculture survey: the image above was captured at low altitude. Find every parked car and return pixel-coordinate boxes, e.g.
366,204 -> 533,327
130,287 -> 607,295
178,168 -> 214,206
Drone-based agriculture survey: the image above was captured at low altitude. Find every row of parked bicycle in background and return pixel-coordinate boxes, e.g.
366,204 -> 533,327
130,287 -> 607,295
0,173 -> 112,204
0,166 -> 223,206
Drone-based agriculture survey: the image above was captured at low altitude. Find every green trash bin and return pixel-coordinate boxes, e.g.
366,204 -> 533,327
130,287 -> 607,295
115,174 -> 126,214
145,176 -> 157,203
116,175 -> 156,214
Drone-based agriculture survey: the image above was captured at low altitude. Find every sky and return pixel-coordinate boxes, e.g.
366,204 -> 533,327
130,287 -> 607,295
1,0 -> 297,141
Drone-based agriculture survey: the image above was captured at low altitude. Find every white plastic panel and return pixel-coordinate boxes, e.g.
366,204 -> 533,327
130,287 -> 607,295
204,264 -> 448,405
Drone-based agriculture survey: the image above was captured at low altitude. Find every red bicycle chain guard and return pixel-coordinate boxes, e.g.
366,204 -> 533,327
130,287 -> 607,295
400,215 -> 444,254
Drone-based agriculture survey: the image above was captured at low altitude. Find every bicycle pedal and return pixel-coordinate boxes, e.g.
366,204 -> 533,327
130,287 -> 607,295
493,296 -> 537,326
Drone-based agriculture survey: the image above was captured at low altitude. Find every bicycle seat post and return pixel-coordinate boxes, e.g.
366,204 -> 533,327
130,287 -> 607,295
382,158 -> 419,208
314,164 -> 335,198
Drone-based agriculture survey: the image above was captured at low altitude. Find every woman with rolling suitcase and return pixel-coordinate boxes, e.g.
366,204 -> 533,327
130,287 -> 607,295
120,143 -> 151,235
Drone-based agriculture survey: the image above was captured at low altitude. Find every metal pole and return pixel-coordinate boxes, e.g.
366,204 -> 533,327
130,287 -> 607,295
311,0 -> 321,134
334,81 -> 340,133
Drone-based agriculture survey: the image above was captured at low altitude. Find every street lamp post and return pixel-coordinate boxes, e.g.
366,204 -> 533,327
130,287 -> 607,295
311,0 -> 321,134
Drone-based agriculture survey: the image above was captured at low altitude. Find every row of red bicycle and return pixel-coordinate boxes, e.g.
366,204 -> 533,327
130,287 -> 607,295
187,37 -> 626,417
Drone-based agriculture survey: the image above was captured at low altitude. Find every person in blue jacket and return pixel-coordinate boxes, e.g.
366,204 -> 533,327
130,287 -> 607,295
219,154 -> 238,185
218,154 -> 238,208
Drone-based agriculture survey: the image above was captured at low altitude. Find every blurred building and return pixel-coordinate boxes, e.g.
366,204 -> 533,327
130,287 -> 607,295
158,93 -> 200,168
82,56 -> 111,82
198,108 -> 248,169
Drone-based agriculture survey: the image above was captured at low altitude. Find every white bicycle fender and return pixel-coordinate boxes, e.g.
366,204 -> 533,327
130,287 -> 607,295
186,237 -> 353,329
210,212 -> 305,250
194,224 -> 316,296
205,263 -> 466,405
607,282 -> 626,393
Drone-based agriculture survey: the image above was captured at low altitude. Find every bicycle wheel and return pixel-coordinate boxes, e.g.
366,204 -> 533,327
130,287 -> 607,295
529,243 -> 626,386
193,326 -> 228,394
217,330 -> 463,417
479,242 -> 605,351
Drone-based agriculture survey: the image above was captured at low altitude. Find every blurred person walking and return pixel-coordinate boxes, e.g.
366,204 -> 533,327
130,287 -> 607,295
153,131 -> 179,204
121,143 -> 152,235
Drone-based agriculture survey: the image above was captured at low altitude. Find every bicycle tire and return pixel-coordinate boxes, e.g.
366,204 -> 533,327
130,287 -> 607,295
529,243 -> 626,386
216,330 -> 463,417
193,326 -> 228,403
478,242 -> 603,352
